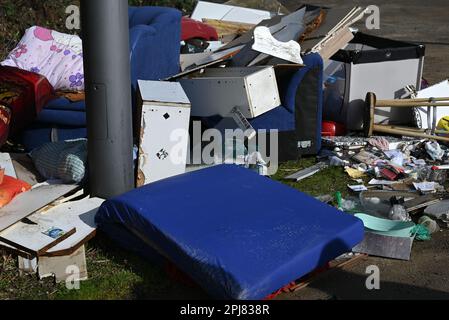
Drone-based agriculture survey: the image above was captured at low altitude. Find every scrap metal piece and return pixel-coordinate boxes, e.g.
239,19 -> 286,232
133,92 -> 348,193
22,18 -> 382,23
353,232 -> 414,261
285,162 -> 328,181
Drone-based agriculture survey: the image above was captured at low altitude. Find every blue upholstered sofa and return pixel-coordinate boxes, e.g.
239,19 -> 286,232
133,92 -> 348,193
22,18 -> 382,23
250,53 -> 324,159
204,53 -> 324,160
22,6 -> 182,151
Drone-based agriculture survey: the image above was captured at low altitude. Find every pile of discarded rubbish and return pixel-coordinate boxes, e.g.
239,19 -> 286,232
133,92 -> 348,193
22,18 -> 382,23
0,1 -> 448,300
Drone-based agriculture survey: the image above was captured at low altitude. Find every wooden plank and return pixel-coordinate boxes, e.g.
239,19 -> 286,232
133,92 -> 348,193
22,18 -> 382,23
0,226 -> 76,256
288,254 -> 368,292
0,240 -> 32,259
0,197 -> 102,257
379,97 -> 449,104
202,18 -> 255,38
0,184 -> 79,233
302,7 -> 362,52
39,245 -> 88,283
316,27 -> 354,60
42,197 -> 104,257
376,101 -> 449,107
407,199 -> 442,213
191,1 -> 272,25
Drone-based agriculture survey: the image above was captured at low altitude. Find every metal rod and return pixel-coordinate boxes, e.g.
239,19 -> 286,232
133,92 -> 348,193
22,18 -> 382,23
81,0 -> 134,199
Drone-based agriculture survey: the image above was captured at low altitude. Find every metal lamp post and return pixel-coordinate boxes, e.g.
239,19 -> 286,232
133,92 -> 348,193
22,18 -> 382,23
81,0 -> 134,198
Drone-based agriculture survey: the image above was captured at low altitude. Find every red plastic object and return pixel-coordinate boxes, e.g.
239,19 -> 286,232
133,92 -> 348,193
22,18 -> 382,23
0,66 -> 54,140
380,168 -> 399,181
264,263 -> 332,300
0,104 -> 11,146
164,260 -> 199,289
181,17 -> 219,41
321,121 -> 346,137
0,175 -> 32,208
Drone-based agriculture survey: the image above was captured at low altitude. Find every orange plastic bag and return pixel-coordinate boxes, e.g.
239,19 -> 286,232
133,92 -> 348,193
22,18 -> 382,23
0,175 -> 32,208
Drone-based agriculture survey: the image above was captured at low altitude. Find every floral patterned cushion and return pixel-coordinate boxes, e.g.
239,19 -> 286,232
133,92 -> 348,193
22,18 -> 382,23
1,26 -> 84,91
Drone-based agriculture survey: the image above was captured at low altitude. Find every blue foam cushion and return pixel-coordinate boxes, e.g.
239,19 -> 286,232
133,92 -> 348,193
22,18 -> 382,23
36,109 -> 86,127
96,165 -> 364,300
22,127 -> 87,151
45,97 -> 86,112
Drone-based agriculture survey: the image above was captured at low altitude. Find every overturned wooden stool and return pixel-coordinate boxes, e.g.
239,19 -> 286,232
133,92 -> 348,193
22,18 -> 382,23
363,92 -> 449,142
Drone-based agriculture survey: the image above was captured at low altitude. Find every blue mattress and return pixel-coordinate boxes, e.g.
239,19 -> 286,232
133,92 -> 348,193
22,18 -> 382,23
96,165 -> 364,300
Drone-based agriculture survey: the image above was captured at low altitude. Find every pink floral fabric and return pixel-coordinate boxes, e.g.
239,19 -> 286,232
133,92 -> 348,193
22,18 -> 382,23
1,26 -> 84,91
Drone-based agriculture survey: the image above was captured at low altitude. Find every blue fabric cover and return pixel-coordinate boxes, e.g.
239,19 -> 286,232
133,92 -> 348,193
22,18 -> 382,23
22,127 -> 87,152
128,6 -> 181,92
95,165 -> 364,300
22,6 -> 181,151
45,98 -> 85,112
36,109 -> 86,127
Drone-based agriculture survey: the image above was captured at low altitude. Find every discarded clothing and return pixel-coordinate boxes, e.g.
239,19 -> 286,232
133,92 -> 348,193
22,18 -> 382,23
368,136 -> 390,151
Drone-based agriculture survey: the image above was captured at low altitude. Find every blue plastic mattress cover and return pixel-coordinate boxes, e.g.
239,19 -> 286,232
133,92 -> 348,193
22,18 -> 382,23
96,165 -> 364,300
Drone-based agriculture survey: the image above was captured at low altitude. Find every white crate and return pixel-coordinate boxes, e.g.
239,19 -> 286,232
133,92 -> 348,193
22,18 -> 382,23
137,80 -> 191,185
179,66 -> 281,119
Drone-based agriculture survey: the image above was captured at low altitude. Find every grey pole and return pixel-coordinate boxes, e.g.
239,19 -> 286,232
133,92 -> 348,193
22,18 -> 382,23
81,0 -> 134,199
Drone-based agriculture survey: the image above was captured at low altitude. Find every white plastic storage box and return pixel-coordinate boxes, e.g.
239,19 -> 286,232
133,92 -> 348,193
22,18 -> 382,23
179,66 -> 281,118
323,32 -> 425,131
137,80 -> 191,186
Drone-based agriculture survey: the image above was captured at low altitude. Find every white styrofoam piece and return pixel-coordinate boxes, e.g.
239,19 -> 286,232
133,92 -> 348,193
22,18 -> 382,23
191,1 -> 272,24
252,26 -> 303,65
179,66 -> 281,118
0,153 -> 16,178
138,80 -> 190,105
415,79 -> 449,129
